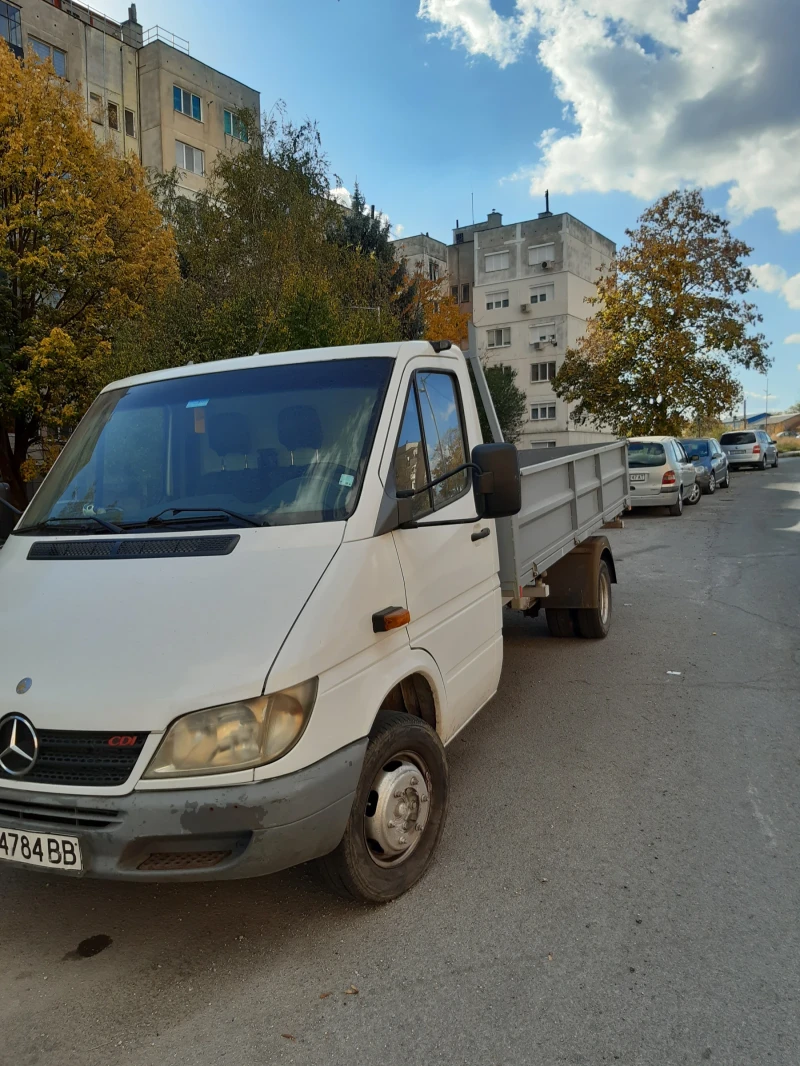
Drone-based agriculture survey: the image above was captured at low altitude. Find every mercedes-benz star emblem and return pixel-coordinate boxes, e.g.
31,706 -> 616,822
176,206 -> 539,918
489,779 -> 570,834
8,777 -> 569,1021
0,715 -> 39,777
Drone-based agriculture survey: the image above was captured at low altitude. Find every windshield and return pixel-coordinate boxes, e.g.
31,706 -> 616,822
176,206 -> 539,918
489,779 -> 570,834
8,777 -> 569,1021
18,358 -> 393,533
627,442 -> 666,467
720,432 -> 756,445
682,439 -> 709,457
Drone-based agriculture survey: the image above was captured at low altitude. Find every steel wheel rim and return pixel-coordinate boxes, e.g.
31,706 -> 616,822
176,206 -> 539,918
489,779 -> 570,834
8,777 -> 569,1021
599,569 -> 610,625
363,749 -> 432,868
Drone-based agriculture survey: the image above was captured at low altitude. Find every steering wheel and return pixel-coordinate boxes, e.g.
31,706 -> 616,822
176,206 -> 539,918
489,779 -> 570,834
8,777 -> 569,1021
260,463 -> 358,516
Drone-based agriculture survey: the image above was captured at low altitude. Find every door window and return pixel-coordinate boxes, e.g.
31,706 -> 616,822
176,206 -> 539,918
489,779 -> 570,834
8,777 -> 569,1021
393,372 -> 469,516
673,441 -> 689,463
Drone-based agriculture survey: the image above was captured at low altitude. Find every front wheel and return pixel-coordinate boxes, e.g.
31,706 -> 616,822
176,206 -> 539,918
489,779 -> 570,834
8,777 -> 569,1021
772,453 -> 779,468
317,711 -> 448,903
721,468 -> 731,488
576,559 -> 613,639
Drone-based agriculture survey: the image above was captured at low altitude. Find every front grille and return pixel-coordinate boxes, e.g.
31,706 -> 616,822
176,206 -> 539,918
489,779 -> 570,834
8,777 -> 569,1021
138,850 -> 231,871
0,796 -> 122,830
27,536 -> 239,561
0,731 -> 148,787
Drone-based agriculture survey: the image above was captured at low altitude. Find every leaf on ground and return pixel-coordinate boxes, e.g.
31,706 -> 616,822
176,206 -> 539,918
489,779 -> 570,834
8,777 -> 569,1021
547,954 -> 553,961
345,985 -> 359,995
281,1034 -> 295,1041
319,992 -> 331,999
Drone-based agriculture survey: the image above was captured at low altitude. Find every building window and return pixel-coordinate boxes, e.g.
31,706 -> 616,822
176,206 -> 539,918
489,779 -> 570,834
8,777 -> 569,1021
0,2 -> 22,54
175,140 -> 205,176
223,109 -> 248,141
486,291 -> 509,310
528,243 -> 555,266
485,251 -> 509,272
29,38 -> 67,78
107,101 -> 119,131
528,440 -> 557,448
429,260 -> 439,281
124,108 -> 136,137
174,85 -> 202,121
530,284 -> 554,305
461,283 -> 469,303
487,328 -> 511,349
89,92 -> 103,125
531,405 -> 557,421
531,361 -> 557,382
451,285 -> 459,300
530,322 -> 557,346
455,232 -> 464,244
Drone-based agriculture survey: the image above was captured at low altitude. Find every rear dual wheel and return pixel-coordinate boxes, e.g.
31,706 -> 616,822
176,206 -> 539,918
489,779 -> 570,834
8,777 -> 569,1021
545,560 -> 612,640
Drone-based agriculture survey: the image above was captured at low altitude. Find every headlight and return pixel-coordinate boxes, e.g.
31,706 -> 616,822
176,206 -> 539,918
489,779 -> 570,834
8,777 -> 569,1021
144,679 -> 318,779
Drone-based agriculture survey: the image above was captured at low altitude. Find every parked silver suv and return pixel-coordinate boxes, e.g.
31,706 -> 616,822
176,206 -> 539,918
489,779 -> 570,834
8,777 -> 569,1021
720,430 -> 778,470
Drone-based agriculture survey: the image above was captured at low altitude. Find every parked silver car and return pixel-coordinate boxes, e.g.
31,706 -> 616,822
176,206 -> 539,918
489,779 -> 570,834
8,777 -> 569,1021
720,430 -> 778,470
627,437 -> 698,516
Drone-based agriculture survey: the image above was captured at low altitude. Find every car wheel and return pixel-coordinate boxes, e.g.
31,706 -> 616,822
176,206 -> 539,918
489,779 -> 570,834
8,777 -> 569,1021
759,455 -> 767,470
317,711 -> 448,903
772,453 -> 779,468
546,608 -> 577,637
707,472 -> 716,494
576,560 -> 613,639
668,493 -> 683,516
687,481 -> 701,505
721,468 -> 730,488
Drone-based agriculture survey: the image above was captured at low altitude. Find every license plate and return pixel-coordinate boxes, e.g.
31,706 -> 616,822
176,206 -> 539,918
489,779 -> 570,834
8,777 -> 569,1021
0,826 -> 82,870
732,448 -> 746,454
629,473 -> 647,482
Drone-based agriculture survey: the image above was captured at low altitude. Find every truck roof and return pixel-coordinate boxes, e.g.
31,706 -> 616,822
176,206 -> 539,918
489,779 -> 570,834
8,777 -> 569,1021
101,341 -> 448,393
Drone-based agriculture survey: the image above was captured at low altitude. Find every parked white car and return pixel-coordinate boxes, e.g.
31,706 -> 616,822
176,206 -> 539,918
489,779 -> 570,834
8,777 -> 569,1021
627,436 -> 699,516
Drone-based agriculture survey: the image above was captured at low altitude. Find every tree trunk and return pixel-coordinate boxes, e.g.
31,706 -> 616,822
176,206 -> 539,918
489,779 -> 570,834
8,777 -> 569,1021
0,421 -> 32,512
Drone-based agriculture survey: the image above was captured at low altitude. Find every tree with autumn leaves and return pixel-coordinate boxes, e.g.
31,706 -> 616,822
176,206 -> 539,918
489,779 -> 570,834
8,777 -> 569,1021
0,45 -> 177,510
554,190 -> 770,436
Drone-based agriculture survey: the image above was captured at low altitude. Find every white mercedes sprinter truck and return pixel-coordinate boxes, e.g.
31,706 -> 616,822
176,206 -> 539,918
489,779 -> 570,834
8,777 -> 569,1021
0,341 -> 625,901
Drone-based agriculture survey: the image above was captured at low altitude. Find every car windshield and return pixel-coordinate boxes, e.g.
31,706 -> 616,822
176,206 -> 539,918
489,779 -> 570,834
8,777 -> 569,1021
18,358 -> 393,533
627,442 -> 666,467
720,432 -> 756,445
682,440 -> 709,457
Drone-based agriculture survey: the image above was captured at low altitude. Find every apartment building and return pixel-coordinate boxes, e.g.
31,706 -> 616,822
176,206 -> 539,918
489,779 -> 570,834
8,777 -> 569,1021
0,0 -> 259,196
391,233 -> 449,283
393,207 -> 615,449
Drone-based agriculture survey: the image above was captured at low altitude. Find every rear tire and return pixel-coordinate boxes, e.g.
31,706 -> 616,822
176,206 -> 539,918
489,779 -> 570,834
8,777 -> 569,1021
687,481 -> 702,504
576,560 -> 612,639
546,608 -> 576,638
668,493 -> 683,516
759,455 -> 767,470
317,711 -> 448,903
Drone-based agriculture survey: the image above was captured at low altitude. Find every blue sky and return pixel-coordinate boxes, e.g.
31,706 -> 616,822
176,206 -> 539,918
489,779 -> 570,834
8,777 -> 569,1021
105,0 -> 800,414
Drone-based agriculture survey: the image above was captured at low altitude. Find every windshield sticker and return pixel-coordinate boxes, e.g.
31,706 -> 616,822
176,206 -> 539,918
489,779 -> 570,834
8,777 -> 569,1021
339,474 -> 355,487
186,399 -> 209,408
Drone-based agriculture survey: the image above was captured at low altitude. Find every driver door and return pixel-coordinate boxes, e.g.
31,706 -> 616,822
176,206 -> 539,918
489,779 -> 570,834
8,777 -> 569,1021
391,363 -> 502,742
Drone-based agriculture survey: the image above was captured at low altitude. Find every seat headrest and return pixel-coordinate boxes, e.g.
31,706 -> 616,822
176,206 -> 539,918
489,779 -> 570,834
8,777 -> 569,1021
278,405 -> 323,453
207,412 -> 252,458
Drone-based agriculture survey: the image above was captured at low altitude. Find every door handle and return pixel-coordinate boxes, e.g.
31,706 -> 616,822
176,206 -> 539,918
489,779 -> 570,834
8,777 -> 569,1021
471,527 -> 491,542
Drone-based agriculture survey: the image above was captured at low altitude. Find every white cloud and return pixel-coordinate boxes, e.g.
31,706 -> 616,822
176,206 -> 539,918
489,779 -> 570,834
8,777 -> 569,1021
393,223 -> 405,237
744,390 -> 777,400
751,263 -> 789,293
752,263 -> 800,310
418,0 -> 800,231
785,334 -> 800,345
330,186 -> 352,209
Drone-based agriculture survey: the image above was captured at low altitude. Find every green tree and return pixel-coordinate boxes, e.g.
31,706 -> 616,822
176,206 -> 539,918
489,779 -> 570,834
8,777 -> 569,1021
0,45 -> 177,508
554,189 -> 770,437
332,181 -> 423,340
470,362 -> 528,444
118,113 -> 401,382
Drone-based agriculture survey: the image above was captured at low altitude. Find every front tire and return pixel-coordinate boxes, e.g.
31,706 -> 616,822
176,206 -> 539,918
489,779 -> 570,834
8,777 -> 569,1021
721,468 -> 731,488
317,711 -> 448,903
772,453 -> 779,468
576,559 -> 613,639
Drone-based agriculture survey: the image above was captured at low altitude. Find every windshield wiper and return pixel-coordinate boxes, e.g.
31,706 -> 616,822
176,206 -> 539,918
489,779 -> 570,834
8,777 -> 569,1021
135,507 -> 265,529
19,514 -> 123,535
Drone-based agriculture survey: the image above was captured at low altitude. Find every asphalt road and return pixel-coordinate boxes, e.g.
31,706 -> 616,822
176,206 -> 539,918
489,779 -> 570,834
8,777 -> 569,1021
1,459 -> 798,1066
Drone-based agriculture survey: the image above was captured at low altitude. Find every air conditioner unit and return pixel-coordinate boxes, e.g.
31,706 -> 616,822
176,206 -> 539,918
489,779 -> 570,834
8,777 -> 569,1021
551,338 -> 558,346
533,341 -> 543,350
520,303 -> 529,313
540,261 -> 550,269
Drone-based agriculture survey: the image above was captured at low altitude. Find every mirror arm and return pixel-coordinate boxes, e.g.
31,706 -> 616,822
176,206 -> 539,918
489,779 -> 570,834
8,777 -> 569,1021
397,461 -> 488,500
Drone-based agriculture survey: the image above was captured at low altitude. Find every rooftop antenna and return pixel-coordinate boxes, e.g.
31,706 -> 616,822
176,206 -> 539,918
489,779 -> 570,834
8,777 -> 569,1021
538,189 -> 553,219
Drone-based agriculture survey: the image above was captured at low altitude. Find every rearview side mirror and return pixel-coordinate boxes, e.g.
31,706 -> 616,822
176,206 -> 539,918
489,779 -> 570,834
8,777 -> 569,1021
690,454 -> 700,462
472,443 -> 521,519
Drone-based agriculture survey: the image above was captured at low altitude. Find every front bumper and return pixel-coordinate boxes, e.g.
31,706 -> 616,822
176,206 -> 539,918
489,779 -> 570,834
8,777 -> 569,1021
0,739 -> 367,881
